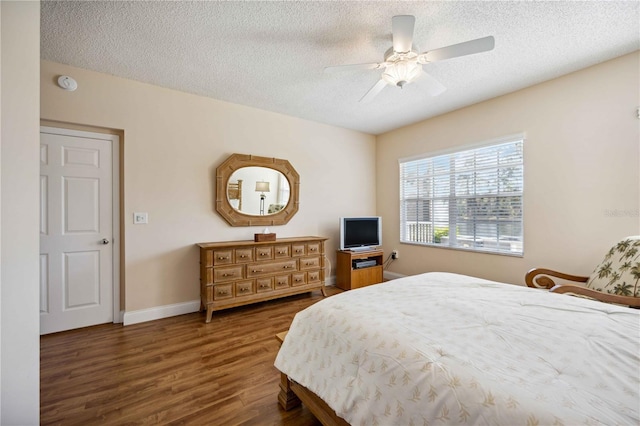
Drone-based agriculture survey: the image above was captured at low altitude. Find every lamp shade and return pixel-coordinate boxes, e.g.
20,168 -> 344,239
255,181 -> 270,192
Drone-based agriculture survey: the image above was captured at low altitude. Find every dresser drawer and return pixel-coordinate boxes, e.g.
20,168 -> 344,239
256,246 -> 273,260
256,277 -> 273,293
246,259 -> 297,277
307,242 -> 321,255
291,272 -> 307,286
274,244 -> 290,258
274,275 -> 290,289
308,270 -> 321,283
235,280 -> 254,297
291,244 -> 306,257
213,249 -> 233,266
213,265 -> 243,282
235,248 -> 253,263
300,256 -> 321,270
213,284 -> 233,300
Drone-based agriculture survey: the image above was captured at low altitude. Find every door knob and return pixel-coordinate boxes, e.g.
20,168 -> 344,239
101,238 -> 110,245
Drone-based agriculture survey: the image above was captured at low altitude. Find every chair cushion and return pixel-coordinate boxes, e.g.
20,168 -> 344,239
586,236 -> 640,297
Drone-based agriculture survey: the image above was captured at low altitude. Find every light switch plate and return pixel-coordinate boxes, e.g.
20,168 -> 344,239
133,212 -> 148,224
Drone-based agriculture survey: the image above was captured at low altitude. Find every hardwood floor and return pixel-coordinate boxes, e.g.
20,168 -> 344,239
41,289 -> 340,425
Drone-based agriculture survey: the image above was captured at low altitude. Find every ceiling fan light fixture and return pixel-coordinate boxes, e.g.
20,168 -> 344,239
326,15 -> 494,102
382,60 -> 422,88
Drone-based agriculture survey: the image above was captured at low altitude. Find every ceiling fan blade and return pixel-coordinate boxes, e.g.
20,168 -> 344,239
359,79 -> 388,103
419,36 -> 495,63
415,70 -> 446,97
392,15 -> 415,53
324,63 -> 385,73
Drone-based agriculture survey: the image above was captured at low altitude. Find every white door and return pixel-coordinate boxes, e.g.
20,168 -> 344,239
40,127 -> 119,335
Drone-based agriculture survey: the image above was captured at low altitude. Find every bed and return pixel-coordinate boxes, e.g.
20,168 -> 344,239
274,272 -> 640,425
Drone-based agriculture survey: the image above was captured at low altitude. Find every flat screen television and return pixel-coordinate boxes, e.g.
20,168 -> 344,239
339,216 -> 382,251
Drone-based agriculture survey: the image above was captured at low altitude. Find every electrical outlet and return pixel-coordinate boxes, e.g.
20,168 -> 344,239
133,212 -> 148,224
392,249 -> 399,260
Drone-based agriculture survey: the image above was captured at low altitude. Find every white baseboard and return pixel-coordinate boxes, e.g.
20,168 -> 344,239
122,276 -> 337,326
384,271 -> 407,281
123,300 -> 201,326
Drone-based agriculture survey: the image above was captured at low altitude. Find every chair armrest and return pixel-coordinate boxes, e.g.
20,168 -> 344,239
525,268 -> 589,289
549,284 -> 640,308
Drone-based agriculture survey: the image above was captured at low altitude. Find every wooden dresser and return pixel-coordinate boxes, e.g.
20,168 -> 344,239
197,236 -> 327,323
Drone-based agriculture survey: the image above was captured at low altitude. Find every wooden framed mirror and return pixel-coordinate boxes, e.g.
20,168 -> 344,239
216,153 -> 300,226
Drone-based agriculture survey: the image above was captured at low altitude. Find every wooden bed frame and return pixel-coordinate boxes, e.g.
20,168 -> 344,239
276,331 -> 348,426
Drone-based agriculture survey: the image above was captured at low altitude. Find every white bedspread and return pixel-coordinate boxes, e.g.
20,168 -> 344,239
274,272 -> 640,425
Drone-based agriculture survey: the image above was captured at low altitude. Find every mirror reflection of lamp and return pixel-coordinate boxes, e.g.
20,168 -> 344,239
255,181 -> 270,215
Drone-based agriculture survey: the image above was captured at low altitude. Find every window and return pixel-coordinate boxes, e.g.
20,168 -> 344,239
399,136 -> 524,255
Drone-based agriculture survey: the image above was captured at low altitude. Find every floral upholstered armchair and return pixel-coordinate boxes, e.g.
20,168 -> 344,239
526,236 -> 640,308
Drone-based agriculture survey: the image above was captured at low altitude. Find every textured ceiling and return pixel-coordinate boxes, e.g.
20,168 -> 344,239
41,1 -> 639,135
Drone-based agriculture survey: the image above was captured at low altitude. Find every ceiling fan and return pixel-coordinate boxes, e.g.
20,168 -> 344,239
325,15 -> 495,102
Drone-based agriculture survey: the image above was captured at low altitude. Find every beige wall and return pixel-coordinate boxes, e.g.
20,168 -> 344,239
40,61 -> 377,312
1,1 -> 41,422
39,51 -> 640,315
377,52 -> 640,285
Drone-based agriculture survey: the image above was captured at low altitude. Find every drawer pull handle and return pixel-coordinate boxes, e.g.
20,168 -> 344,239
260,284 -> 269,289
239,287 -> 248,293
218,256 -> 228,260
296,278 -> 302,282
218,290 -> 228,295
252,269 -> 264,273
296,249 -> 302,253
222,272 -> 234,277
283,265 -> 291,269
240,254 -> 246,258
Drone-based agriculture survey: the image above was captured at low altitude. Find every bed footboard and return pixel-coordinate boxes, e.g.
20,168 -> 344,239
276,331 -> 349,425
278,372 -> 302,410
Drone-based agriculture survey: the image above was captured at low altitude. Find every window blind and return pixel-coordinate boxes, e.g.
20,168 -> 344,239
399,138 -> 524,255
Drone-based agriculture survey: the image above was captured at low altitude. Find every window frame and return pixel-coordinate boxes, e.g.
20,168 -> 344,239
398,134 -> 524,257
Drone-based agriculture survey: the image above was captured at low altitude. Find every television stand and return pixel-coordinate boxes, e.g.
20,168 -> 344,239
335,249 -> 383,290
